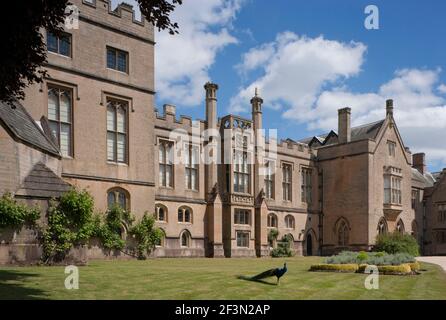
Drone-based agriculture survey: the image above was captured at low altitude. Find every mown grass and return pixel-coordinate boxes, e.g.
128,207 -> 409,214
0,257 -> 445,300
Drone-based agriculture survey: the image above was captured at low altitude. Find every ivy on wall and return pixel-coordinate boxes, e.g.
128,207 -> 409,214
0,193 -> 40,229
1,189 -> 163,263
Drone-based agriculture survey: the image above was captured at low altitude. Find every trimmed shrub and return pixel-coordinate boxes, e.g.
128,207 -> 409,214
374,232 -> 419,256
310,263 -> 359,273
377,264 -> 412,275
407,261 -> 421,272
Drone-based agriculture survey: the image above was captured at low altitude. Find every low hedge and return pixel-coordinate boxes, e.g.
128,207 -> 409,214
310,264 -> 359,273
310,263 -> 415,275
407,261 -> 421,272
377,264 -> 412,275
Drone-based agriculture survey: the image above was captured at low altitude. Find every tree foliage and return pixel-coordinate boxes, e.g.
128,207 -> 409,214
374,232 -> 420,256
2,0 -> 67,103
137,0 -> 183,35
1,0 -> 183,102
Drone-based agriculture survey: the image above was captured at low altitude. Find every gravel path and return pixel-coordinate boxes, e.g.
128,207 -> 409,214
416,256 -> 446,271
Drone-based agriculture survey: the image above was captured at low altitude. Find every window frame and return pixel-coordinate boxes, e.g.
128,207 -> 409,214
159,139 -> 174,188
267,213 -> 278,228
301,167 -> 312,204
178,206 -> 192,224
47,31 -> 72,57
106,46 -> 129,74
107,187 -> 130,211
264,160 -> 275,199
236,231 -> 249,248
233,149 -> 250,194
106,98 -> 129,164
284,214 -> 295,229
47,84 -> 74,157
180,230 -> 191,248
185,143 -> 199,191
155,204 -> 168,222
234,209 -> 250,225
384,168 -> 402,205
387,140 -> 396,157
282,163 -> 292,201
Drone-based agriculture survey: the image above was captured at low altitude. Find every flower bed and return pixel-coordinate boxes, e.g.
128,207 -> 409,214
309,251 -> 421,275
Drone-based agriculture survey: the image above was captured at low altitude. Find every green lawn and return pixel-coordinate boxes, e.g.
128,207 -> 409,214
1,257 -> 446,299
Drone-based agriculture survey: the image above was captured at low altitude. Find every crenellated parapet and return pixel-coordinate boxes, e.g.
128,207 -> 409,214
155,104 -> 206,135
72,0 -> 154,41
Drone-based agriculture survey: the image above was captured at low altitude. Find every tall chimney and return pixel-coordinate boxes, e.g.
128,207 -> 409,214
338,107 -> 351,144
204,82 -> 219,196
251,87 -> 263,131
413,153 -> 426,175
386,99 -> 394,117
204,82 -> 219,131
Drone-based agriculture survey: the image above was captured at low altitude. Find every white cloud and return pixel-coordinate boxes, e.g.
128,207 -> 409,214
229,32 -> 367,114
232,32 -> 446,169
155,0 -> 245,106
438,83 -> 446,94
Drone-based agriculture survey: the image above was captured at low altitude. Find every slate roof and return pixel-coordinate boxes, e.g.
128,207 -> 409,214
15,162 -> 71,199
411,168 -> 435,188
298,119 -> 385,148
0,100 -> 60,157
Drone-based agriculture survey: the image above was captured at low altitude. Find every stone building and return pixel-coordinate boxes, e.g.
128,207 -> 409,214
423,168 -> 446,255
0,0 -> 444,260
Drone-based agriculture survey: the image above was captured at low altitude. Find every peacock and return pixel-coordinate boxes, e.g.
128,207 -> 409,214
250,262 -> 287,285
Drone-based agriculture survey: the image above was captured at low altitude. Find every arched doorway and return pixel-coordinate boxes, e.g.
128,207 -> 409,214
306,233 -> 313,256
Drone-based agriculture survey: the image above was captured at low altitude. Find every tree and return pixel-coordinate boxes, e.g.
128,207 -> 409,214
1,0 -> 183,103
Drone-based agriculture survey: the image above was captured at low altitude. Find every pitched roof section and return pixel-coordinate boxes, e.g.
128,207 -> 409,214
0,100 -> 60,157
298,119 -> 385,148
411,168 -> 435,188
15,162 -> 71,199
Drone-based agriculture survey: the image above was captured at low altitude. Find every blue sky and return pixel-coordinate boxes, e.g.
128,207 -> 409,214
112,0 -> 446,172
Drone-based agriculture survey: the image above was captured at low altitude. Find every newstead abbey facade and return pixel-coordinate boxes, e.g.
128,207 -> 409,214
1,0 -> 446,263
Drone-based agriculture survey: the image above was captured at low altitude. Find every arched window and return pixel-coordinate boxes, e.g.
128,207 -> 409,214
337,219 -> 349,246
107,188 -> 129,210
396,219 -> 405,234
285,215 -> 295,229
377,218 -> 388,235
155,229 -> 166,247
178,206 -> 193,223
180,230 -> 191,247
156,204 -> 168,222
267,213 -> 278,228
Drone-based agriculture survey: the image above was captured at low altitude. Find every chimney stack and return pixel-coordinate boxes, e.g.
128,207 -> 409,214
413,153 -> 426,175
338,107 -> 351,144
251,87 -> 263,131
204,82 -> 219,130
386,99 -> 394,117
163,104 -> 176,117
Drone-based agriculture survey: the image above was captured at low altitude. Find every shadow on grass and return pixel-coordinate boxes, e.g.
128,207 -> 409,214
0,270 -> 48,300
236,275 -> 277,286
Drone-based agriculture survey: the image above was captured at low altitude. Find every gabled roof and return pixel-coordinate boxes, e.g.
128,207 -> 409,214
0,100 -> 60,157
298,119 -> 385,148
411,168 -> 435,188
15,162 -> 71,199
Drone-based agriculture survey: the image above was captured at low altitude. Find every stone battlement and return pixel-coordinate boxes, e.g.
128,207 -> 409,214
73,0 -> 154,41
